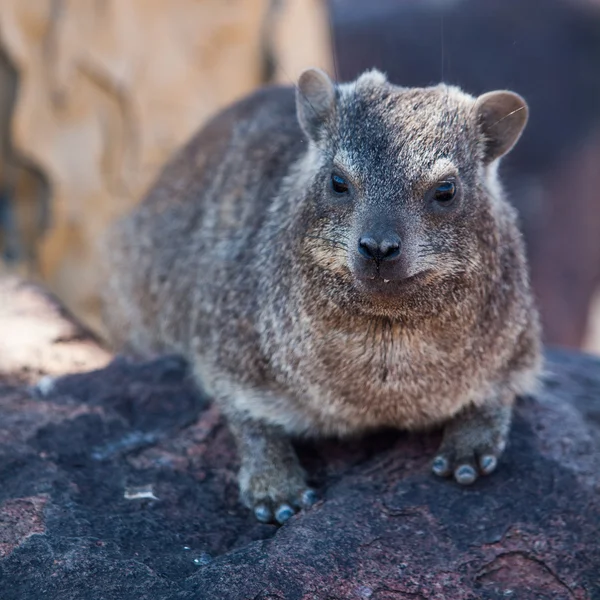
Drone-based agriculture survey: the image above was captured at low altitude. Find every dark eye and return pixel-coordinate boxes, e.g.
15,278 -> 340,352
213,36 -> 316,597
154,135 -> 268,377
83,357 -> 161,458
331,173 -> 349,195
433,180 -> 456,203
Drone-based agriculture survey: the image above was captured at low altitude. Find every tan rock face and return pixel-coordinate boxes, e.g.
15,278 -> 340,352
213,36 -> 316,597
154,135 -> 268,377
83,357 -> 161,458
0,0 -> 332,335
0,276 -> 110,383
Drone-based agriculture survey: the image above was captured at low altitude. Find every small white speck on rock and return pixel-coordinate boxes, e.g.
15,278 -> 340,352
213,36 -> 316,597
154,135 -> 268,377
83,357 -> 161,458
193,553 -> 212,566
124,484 -> 158,501
33,375 -> 56,397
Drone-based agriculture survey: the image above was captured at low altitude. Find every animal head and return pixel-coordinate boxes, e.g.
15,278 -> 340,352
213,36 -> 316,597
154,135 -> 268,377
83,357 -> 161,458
293,68 -> 528,316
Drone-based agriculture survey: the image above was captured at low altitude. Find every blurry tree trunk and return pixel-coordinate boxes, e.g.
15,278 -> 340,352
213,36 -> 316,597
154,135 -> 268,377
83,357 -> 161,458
0,0 -> 332,336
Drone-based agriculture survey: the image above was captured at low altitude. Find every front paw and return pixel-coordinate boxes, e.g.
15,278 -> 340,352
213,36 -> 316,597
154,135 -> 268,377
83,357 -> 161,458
239,462 -> 317,524
431,403 -> 511,485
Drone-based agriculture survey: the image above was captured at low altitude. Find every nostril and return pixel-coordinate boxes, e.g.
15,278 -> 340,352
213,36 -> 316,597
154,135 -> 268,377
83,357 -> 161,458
358,237 -> 379,260
380,238 -> 401,259
359,235 -> 401,262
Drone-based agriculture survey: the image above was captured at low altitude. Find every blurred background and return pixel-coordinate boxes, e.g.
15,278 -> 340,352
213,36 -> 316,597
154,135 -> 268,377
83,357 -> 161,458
0,0 -> 599,354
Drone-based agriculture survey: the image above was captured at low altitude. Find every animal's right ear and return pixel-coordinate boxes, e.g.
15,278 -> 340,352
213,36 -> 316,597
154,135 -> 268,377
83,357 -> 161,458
296,68 -> 336,141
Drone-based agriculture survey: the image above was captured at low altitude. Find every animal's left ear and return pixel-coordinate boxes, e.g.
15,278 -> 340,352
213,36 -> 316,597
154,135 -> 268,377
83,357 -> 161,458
474,91 -> 528,163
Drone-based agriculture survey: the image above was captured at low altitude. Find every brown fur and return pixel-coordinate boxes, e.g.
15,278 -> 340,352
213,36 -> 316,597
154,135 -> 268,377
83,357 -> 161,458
103,69 -> 542,523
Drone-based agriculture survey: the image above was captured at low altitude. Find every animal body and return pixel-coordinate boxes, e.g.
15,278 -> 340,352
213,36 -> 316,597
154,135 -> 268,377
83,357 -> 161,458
104,68 -> 541,524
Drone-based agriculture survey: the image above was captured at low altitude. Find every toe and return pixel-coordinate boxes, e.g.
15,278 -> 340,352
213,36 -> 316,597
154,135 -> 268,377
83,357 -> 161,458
454,463 -> 477,485
432,455 -> 451,477
254,504 -> 273,523
478,454 -> 498,475
301,489 -> 318,508
275,504 -> 295,524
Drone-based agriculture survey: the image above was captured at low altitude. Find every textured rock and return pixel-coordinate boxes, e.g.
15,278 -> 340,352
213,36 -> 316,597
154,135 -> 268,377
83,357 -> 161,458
0,278 -> 599,599
0,0 -> 331,334
0,276 -> 110,383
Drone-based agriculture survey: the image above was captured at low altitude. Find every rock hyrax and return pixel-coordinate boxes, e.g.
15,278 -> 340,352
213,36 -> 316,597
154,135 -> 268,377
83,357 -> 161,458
104,68 -> 542,524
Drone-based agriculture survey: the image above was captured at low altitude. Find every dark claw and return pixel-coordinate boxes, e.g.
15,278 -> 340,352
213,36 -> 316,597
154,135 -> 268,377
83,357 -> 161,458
254,505 -> 273,523
301,489 -> 318,508
479,454 -> 498,474
275,504 -> 295,524
454,464 -> 477,485
432,455 -> 450,476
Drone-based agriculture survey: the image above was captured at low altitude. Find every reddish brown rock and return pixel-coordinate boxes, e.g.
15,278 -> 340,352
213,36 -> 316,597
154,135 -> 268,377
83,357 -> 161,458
0,496 -> 47,559
0,278 -> 599,599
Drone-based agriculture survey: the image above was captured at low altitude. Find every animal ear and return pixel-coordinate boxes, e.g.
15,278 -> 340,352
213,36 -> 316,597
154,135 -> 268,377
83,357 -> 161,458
475,91 -> 528,163
296,68 -> 336,141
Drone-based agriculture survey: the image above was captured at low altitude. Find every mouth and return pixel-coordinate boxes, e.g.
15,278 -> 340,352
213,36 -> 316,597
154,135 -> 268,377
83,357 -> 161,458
354,270 -> 433,296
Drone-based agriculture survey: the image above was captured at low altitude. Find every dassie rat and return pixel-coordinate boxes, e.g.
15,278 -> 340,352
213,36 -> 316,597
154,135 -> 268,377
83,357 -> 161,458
104,68 -> 541,524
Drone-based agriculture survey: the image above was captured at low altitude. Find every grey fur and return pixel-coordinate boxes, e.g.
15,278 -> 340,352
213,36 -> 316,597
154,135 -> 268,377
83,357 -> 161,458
103,69 -> 542,521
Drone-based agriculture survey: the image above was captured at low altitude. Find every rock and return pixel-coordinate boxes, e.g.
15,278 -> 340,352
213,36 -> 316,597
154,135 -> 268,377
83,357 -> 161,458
0,0 -> 332,335
0,278 -> 599,599
0,276 -> 110,384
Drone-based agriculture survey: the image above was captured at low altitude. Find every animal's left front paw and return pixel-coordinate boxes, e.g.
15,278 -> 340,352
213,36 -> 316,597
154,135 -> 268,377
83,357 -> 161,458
431,402 -> 511,485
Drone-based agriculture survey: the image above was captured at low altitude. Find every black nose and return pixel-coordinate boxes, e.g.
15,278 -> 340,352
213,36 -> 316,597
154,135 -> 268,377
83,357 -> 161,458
358,234 -> 401,262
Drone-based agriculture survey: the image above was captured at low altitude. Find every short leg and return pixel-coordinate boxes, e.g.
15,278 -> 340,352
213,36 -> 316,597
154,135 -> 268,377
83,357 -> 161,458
431,394 -> 513,485
228,417 -> 317,524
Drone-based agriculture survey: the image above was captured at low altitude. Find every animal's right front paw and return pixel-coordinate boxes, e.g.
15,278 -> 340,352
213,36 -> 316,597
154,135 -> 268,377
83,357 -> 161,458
239,463 -> 318,524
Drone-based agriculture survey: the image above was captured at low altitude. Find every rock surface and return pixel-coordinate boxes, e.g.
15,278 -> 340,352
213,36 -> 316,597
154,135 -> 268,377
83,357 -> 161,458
0,0 -> 331,334
0,278 -> 599,600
